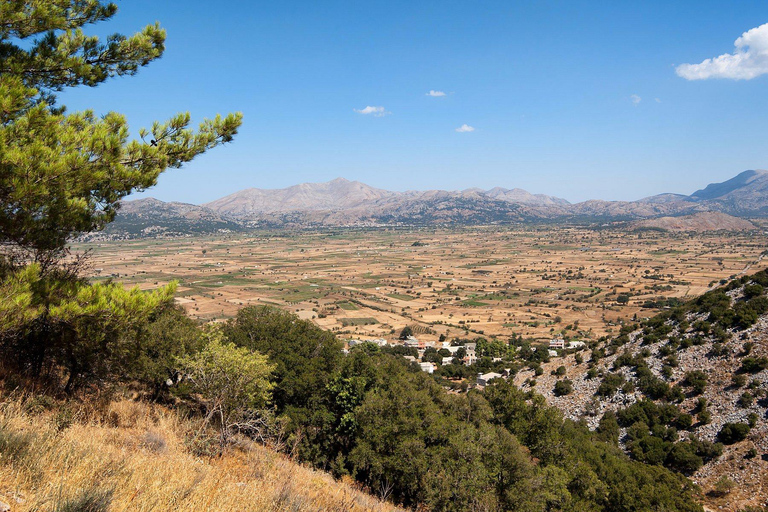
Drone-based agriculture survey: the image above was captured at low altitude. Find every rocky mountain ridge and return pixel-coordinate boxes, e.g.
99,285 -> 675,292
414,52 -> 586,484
102,171 -> 768,237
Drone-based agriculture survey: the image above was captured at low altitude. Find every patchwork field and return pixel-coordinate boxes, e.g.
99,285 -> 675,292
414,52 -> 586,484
77,225 -> 768,344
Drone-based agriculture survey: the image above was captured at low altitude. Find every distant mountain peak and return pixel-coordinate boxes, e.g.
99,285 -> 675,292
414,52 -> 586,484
691,169 -> 768,200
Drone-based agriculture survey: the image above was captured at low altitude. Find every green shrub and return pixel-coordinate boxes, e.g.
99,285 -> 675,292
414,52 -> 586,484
683,371 -> 708,395
554,379 -> 573,396
718,422 -> 750,444
596,373 -> 625,396
732,373 -> 747,387
741,357 -> 768,374
177,329 -> 274,445
738,392 -> 754,408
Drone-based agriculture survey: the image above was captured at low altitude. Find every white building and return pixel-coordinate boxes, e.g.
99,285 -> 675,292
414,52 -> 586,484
463,348 -> 477,365
404,336 -> 420,348
419,362 -> 436,374
476,372 -> 502,387
549,338 -> 566,350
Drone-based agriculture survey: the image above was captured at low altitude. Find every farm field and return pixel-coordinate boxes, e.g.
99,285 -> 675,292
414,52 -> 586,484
77,225 -> 768,344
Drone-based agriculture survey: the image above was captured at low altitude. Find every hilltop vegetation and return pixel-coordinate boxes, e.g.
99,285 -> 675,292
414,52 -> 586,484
0,299 -> 705,511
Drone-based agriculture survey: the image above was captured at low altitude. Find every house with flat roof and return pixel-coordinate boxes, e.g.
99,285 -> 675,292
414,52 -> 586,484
549,338 -> 566,350
476,372 -> 502,387
419,362 -> 435,374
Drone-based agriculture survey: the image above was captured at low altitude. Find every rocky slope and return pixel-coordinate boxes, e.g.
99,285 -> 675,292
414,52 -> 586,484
515,270 -> 768,510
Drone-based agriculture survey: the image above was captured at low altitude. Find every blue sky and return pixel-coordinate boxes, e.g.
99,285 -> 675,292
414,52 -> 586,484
58,0 -> 768,203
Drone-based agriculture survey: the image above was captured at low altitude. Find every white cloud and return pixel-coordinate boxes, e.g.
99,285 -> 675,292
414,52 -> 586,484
455,124 -> 475,132
654,98 -> 662,103
630,94 -> 642,106
676,22 -> 768,80
427,90 -> 446,97
353,106 -> 390,117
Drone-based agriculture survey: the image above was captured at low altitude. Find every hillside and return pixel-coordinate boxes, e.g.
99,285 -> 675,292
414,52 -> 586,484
633,212 -> 757,232
79,198 -> 245,241
0,395 -> 399,512
514,269 -> 768,510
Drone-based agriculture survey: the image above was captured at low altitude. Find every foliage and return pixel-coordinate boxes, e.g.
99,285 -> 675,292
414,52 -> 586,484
682,371 -> 708,395
596,372 -> 625,397
0,1 -> 242,262
0,0 -> 241,396
177,328 -> 274,444
614,400 -> 721,474
0,264 -> 177,391
220,306 -> 703,510
222,305 -> 342,452
126,305 -> 203,394
224,305 -> 342,409
717,422 -> 750,444
740,356 -> 768,374
553,379 -> 573,396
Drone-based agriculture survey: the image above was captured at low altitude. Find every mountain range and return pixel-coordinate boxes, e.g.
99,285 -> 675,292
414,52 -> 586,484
100,170 -> 768,237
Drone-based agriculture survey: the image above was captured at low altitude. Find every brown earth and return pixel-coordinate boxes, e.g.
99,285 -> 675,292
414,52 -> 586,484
76,225 -> 768,345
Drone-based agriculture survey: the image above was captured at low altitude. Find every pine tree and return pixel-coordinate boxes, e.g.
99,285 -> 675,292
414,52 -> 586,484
0,0 -> 242,265
0,1 -> 242,388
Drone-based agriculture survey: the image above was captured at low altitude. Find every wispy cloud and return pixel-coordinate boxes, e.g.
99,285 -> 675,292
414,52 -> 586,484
455,124 -> 475,133
654,98 -> 662,103
353,106 -> 390,117
676,23 -> 768,80
427,90 -> 446,97
630,94 -> 642,106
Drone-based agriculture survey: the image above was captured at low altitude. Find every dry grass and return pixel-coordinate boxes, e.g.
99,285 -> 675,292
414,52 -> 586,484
0,395 -> 402,512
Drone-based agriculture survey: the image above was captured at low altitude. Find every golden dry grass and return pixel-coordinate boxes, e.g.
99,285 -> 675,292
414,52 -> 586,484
0,396 -> 402,512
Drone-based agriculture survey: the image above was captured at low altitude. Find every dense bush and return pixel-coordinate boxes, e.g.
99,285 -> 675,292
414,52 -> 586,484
740,357 -> 768,374
553,379 -> 573,396
718,422 -> 751,444
682,371 -> 708,395
596,372 -> 625,396
177,329 -> 274,445
215,306 -> 705,511
615,400 -> 721,474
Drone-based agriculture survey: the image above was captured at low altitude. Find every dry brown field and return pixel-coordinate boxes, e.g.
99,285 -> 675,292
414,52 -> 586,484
77,226 -> 768,344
